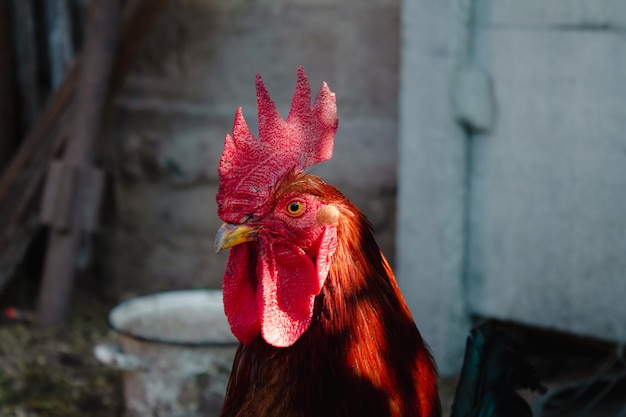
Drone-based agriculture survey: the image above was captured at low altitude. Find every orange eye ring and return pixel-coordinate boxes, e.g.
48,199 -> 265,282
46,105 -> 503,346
286,201 -> 305,216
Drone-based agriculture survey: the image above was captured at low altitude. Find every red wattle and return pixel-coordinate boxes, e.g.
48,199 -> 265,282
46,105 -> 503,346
222,226 -> 338,348
257,236 -> 318,347
222,244 -> 261,345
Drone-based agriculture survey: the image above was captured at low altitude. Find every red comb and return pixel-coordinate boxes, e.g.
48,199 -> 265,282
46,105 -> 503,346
217,67 -> 338,223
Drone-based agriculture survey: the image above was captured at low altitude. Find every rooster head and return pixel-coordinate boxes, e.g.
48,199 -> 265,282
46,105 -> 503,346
215,67 -> 339,347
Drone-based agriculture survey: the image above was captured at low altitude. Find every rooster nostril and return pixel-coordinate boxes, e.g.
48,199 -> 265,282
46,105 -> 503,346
239,215 -> 252,224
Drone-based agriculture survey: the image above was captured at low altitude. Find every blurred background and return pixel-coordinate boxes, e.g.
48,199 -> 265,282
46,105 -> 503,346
0,0 -> 625,416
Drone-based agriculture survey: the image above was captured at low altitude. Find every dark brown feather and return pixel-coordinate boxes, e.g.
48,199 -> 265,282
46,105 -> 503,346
219,174 -> 441,417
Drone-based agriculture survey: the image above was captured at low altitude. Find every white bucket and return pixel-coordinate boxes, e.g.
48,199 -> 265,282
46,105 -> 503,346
95,289 -> 238,417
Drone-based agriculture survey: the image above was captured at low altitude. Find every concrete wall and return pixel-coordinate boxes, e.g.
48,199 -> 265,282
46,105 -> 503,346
396,0 -> 470,376
100,0 -> 400,299
467,0 -> 626,343
398,0 -> 626,375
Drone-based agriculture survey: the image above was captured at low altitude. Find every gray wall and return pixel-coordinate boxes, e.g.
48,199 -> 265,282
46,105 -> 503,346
398,0 -> 626,375
397,0 -> 470,376
100,0 -> 400,299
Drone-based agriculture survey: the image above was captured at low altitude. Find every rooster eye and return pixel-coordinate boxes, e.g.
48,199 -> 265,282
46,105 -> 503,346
286,201 -> 305,216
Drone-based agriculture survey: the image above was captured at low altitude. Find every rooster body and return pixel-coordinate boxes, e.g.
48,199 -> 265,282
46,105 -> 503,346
218,173 -> 440,417
214,68 -> 539,417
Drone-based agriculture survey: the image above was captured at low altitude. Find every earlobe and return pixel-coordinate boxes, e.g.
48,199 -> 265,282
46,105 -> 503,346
222,244 -> 262,345
316,205 -> 339,226
315,225 -> 338,292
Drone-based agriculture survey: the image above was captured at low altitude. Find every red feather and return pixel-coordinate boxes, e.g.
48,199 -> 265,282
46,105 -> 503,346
219,176 -> 441,417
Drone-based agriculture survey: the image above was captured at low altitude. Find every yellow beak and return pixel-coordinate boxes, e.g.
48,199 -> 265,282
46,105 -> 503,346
214,222 -> 259,253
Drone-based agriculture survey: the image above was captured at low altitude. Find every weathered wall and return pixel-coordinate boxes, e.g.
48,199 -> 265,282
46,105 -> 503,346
398,0 -> 626,375
396,0 -> 470,376
466,0 -> 626,344
100,0 -> 400,299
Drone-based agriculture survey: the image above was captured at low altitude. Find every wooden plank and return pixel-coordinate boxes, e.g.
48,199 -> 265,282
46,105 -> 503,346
35,0 -> 121,328
40,161 -> 77,231
0,0 -> 171,295
0,62 -> 78,292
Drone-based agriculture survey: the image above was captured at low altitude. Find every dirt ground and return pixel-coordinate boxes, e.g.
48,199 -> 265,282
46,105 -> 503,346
0,303 -> 124,417
0,308 -> 457,417
0,299 -> 623,417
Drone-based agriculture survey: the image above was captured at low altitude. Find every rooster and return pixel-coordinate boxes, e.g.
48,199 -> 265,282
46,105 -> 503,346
214,67 -> 542,417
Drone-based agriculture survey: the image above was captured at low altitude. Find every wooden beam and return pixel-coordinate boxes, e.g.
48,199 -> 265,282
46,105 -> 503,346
35,0 -> 120,327
0,0 -> 170,296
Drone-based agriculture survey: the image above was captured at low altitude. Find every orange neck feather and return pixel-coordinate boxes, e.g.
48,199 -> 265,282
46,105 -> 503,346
220,179 -> 441,417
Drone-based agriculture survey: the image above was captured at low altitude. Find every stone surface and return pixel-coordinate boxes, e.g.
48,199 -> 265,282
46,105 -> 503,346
99,183 -> 227,297
102,0 -> 400,297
